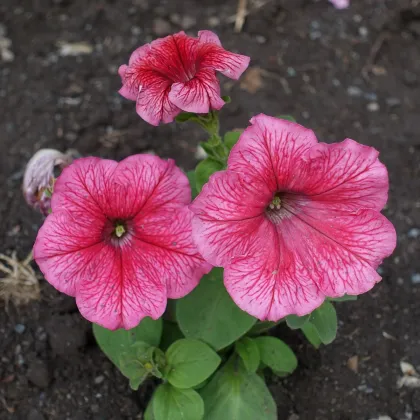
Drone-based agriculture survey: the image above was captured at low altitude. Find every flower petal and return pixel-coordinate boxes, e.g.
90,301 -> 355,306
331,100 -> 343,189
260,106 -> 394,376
104,155 -> 190,220
33,211 -> 106,296
118,65 -> 138,101
190,171 -> 271,266
75,243 -> 167,330
135,71 -> 181,126
300,139 -> 389,211
128,44 -> 151,65
198,30 -> 222,46
228,114 -> 318,191
51,157 -> 118,216
224,208 -> 396,320
169,69 -> 225,113
197,43 -> 250,80
133,206 -> 212,299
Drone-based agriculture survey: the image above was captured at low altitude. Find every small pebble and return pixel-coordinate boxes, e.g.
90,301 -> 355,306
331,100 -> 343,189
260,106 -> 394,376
358,384 -> 374,394
309,31 -> 322,40
153,18 -> 171,36
14,324 -> 26,334
347,86 -> 362,97
207,16 -> 220,27
364,92 -> 377,101
367,102 -> 380,112
408,228 -> 420,239
359,27 -> 369,37
94,375 -> 105,385
411,273 -> 420,284
287,67 -> 296,77
386,97 -> 401,107
353,14 -> 362,23
255,35 -> 266,44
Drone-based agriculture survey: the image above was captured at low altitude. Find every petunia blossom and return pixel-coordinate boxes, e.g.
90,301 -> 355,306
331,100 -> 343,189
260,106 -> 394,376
23,149 -> 74,216
191,114 -> 396,321
33,155 -> 211,330
118,30 -> 250,126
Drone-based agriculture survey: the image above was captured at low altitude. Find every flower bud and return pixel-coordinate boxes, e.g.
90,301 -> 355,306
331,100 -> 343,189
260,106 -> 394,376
23,149 -> 74,215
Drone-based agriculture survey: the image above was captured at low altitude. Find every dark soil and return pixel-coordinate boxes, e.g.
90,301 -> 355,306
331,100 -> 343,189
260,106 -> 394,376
1,0 -> 420,419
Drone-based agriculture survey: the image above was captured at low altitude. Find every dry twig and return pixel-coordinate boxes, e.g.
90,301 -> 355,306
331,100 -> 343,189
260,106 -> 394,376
0,251 -> 40,309
235,0 -> 248,33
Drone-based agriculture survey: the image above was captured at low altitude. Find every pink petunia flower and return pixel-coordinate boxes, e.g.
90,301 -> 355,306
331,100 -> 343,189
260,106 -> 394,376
33,155 -> 211,330
191,114 -> 396,321
118,30 -> 250,126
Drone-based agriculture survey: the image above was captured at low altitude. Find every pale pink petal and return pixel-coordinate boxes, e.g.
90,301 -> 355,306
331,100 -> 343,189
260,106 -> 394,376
198,30 -> 222,46
33,211 -> 106,296
300,139 -> 389,211
133,206 -> 212,298
118,65 -> 138,101
75,243 -> 167,330
51,157 -> 118,216
197,43 -> 250,80
135,72 -> 181,126
228,114 -> 318,191
128,44 -> 151,65
169,69 -> 225,113
103,155 -> 190,220
190,171 -> 271,265
330,0 -> 350,9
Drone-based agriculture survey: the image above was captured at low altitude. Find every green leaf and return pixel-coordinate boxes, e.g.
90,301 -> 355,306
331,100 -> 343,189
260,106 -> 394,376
165,338 -> 221,389
221,95 -> 231,103
92,317 -> 163,369
160,321 -> 184,352
223,131 -> 242,151
176,268 -> 256,350
119,341 -> 151,390
300,322 -> 321,349
286,314 -> 309,330
153,384 -> 204,420
186,171 -> 198,200
200,358 -> 277,420
329,294 -> 357,302
176,112 -> 198,123
195,158 -> 224,192
248,321 -> 279,335
277,115 -> 296,122
144,399 -> 155,420
254,337 -> 297,374
235,337 -> 260,373
309,301 -> 337,344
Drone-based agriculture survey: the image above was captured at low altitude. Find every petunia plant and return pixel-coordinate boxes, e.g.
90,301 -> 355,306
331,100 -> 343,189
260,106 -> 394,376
24,30 -> 396,420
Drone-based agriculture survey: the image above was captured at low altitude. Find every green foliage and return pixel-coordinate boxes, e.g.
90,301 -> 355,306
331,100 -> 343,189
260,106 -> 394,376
176,112 -> 198,123
286,314 -> 310,330
165,339 -> 221,389
223,130 -> 242,151
300,322 -> 322,349
309,301 -> 337,344
277,115 -> 296,122
235,337 -> 260,373
92,317 -> 162,368
195,158 -> 224,192
160,321 -> 184,352
329,294 -> 357,302
187,171 -> 198,200
200,357 -> 277,420
153,383 -> 204,420
254,336 -> 297,375
176,268 -> 256,350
